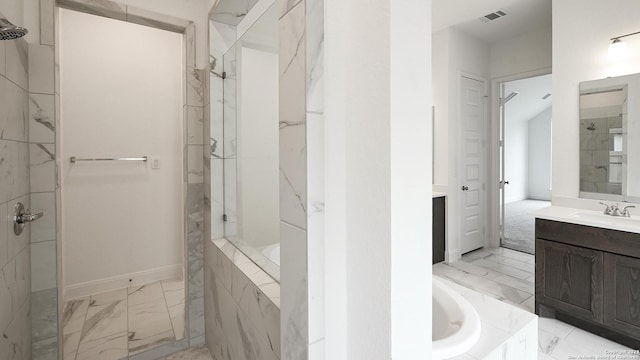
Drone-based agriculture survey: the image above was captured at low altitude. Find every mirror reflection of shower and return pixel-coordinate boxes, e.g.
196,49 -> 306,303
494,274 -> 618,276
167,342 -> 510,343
503,91 -> 520,104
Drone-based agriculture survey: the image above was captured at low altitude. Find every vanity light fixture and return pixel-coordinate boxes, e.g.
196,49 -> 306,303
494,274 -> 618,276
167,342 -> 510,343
609,30 -> 640,61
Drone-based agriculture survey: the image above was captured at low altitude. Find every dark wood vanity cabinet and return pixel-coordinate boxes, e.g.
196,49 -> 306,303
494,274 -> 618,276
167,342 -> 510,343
536,239 -> 604,323
432,196 -> 445,264
603,253 -> 640,338
535,219 -> 640,348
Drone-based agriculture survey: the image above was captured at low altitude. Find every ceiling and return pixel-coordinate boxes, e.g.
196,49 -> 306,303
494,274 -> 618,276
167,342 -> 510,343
434,0 -> 551,44
504,74 -> 552,125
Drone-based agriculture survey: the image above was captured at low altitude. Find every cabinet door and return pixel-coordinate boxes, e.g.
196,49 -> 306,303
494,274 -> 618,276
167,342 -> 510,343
536,239 -> 604,323
604,253 -> 640,338
432,197 -> 445,264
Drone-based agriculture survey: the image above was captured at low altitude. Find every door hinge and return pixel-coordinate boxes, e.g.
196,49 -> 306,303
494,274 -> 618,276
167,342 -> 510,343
223,214 -> 228,222
499,140 -> 504,147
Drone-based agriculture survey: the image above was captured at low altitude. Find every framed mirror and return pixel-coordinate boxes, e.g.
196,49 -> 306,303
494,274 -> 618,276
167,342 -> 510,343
579,73 -> 640,202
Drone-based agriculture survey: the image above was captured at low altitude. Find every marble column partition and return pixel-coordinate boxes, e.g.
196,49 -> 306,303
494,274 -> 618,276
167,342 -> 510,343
47,0 -> 207,358
279,0 -> 325,358
29,1 -> 60,358
0,26 -> 33,360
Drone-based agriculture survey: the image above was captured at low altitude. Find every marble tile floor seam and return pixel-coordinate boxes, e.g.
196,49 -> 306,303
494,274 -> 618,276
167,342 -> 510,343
63,279 -> 186,360
437,247 -> 639,360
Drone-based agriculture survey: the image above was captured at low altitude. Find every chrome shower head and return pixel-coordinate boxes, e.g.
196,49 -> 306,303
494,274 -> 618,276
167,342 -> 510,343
0,17 -> 28,40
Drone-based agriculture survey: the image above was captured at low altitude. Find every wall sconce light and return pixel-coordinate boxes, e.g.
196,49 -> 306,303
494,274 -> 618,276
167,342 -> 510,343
609,30 -> 640,61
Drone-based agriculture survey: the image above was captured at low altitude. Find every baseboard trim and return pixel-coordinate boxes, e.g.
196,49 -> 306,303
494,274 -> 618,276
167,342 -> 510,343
64,264 -> 183,301
445,249 -> 462,262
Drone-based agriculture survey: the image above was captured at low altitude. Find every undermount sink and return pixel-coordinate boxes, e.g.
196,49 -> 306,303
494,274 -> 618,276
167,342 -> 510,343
569,211 -> 640,227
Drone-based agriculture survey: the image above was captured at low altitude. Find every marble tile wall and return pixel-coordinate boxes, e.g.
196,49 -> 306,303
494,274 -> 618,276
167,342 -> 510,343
29,1 -> 60,358
0,30 -> 33,360
205,238 -> 280,360
279,0 -> 325,357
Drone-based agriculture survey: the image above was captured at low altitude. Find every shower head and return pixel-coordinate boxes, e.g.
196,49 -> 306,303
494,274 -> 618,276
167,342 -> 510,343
503,91 -> 520,104
0,17 -> 28,40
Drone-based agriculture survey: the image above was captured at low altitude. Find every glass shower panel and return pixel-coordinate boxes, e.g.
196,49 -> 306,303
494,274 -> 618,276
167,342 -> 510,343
221,2 -> 280,281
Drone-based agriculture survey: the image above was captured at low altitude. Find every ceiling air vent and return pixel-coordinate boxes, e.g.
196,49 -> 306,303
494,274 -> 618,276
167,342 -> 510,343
481,10 -> 507,22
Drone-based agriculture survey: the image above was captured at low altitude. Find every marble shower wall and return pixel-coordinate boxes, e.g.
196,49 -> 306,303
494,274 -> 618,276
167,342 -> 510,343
45,0 -> 206,358
279,0 -> 325,358
29,1 -> 60,358
204,238 -> 280,360
0,25 -> 33,360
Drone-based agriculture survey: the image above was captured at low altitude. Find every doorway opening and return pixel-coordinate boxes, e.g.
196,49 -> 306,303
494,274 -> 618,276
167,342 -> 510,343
499,73 -> 552,254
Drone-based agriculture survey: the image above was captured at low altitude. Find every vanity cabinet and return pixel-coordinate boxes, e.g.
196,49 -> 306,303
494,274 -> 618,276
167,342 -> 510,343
535,219 -> 640,348
603,253 -> 640,338
432,196 -> 445,264
536,239 -> 603,323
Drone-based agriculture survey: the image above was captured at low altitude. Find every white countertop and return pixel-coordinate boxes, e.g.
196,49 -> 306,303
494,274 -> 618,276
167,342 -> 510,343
531,206 -> 640,234
433,191 -> 446,198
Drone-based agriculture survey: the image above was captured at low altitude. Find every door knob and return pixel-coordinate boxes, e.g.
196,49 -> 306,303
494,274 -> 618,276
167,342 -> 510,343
461,185 -> 469,191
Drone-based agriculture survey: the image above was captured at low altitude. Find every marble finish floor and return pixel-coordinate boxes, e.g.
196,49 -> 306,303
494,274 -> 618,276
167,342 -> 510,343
434,247 -> 640,360
62,279 -> 186,360
159,345 -> 212,359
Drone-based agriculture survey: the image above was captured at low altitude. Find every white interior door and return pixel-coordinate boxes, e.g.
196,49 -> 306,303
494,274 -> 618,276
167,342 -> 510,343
460,76 -> 486,254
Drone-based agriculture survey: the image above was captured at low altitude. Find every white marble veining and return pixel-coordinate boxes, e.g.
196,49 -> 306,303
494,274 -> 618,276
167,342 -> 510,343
280,222 -> 308,359
305,0 -> 324,113
64,280 -> 187,358
188,145 -> 205,183
188,106 -> 205,145
187,67 -> 205,107
205,238 -> 281,359
531,205 -> 640,233
128,299 -> 175,355
30,143 -> 56,192
0,298 -> 32,360
76,331 -> 128,360
1,76 -> 29,142
279,2 -> 307,230
29,93 -> 55,144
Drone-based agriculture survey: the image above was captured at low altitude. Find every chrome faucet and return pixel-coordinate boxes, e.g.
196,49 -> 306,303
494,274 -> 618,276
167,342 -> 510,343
599,202 -> 614,215
621,205 -> 635,217
611,204 -> 622,217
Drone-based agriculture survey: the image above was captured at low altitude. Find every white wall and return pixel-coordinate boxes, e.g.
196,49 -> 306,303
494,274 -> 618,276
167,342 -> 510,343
504,113 -> 528,203
490,26 -> 552,79
238,46 -> 279,248
325,0 -> 432,358
528,107 -> 551,200
60,9 -> 183,292
432,27 -> 489,260
553,0 -> 640,203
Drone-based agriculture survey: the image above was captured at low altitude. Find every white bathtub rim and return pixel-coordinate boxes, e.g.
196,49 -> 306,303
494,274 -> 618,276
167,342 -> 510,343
432,277 -> 482,359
